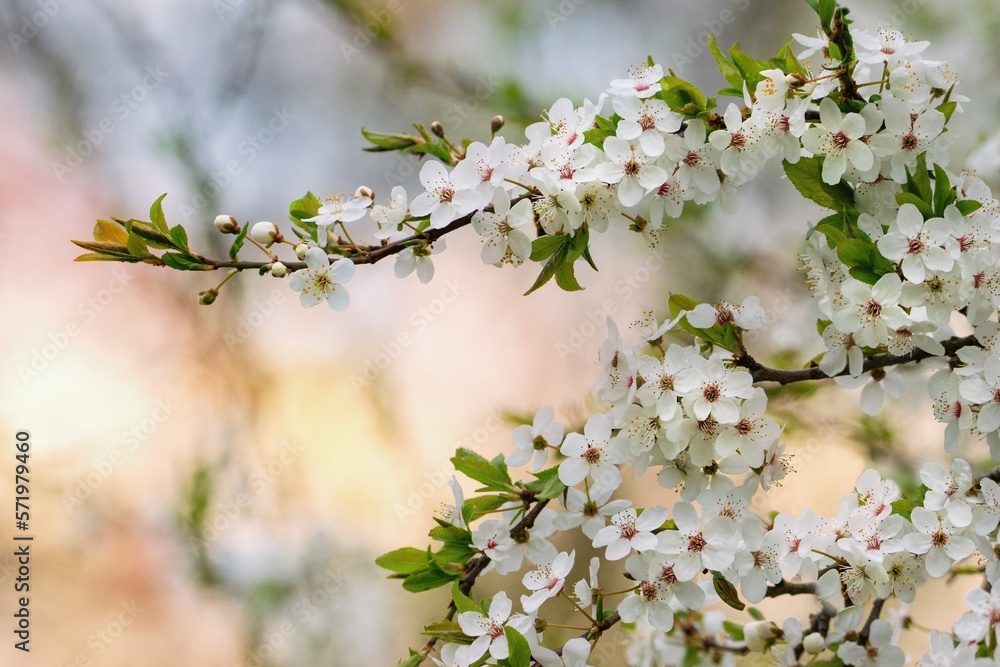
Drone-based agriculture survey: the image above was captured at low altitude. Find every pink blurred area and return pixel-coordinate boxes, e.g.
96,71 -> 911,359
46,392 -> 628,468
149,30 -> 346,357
0,0 -> 997,665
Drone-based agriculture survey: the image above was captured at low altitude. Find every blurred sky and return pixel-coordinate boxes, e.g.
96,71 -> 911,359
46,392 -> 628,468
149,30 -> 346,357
2,0 -> 1000,665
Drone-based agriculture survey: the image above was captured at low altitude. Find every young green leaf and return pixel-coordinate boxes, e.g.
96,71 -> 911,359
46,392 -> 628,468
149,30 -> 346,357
451,448 -> 514,490
376,547 -> 430,574
783,157 -> 856,212
149,193 -> 169,234
452,582 -> 480,614
504,627 -> 532,667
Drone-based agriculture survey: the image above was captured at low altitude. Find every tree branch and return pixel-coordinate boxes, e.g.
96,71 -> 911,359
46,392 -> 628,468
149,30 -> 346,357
739,335 -> 977,385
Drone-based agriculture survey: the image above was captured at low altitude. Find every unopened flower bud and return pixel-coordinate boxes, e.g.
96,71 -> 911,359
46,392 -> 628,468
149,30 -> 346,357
785,72 -> 807,89
295,243 -> 309,260
802,633 -> 826,654
491,115 -> 505,134
355,185 -> 374,200
744,621 -> 779,653
430,121 -> 445,138
214,214 -> 240,234
271,262 -> 287,278
250,221 -> 281,246
198,289 -> 218,306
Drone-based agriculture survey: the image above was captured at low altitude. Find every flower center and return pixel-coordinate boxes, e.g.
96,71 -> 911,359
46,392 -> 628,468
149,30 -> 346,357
639,581 -> 658,601
437,187 -> 455,203
624,158 -> 642,177
865,300 -> 883,319
639,114 -> 656,131
906,236 -> 925,255
702,383 -> 721,402
687,532 -> 707,552
901,133 -> 919,150
831,132 -> 850,150
583,447 -> 603,464
683,151 -> 701,167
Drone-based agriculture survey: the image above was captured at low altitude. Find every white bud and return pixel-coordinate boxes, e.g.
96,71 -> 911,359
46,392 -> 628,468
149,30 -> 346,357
250,221 -> 280,246
295,243 -> 309,260
355,185 -> 374,200
802,632 -> 826,654
270,262 -> 287,278
214,214 -> 240,234
744,621 -> 779,653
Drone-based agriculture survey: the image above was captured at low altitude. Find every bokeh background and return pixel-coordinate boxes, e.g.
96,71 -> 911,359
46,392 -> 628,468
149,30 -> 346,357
3,0 -> 1000,665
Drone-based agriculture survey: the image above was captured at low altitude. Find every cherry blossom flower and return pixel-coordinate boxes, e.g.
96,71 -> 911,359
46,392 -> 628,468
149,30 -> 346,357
305,193 -> 372,239
594,136 -> 668,207
609,63 -> 663,98
409,161 -> 484,229
832,274 -> 910,348
458,591 -> 530,661
472,190 -> 534,266
663,119 -> 721,196
592,507 -> 667,561
877,203 -> 956,284
612,96 -> 681,157
507,404 -> 564,472
521,550 -> 575,612
802,98 -> 874,185
960,355 -> 1000,434
657,502 -> 738,579
674,358 -> 755,424
834,367 -> 905,416
554,485 -> 631,539
870,96 -> 946,181
902,507 -> 975,577
837,620 -> 904,667
733,521 -> 782,603
558,412 -> 628,489
289,249 -> 355,310
920,459 -> 975,528
617,552 -> 704,632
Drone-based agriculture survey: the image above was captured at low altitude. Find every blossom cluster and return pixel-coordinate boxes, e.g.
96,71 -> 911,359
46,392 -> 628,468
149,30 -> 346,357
367,17 -> 1000,667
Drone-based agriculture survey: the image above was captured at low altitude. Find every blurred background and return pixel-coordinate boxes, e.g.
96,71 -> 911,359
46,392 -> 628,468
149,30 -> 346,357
3,0 -> 1000,664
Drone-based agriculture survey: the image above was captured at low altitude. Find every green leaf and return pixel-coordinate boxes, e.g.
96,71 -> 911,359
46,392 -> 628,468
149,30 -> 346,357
938,101 -> 957,123
125,223 -> 153,259
933,164 -> 956,217
712,572 -> 745,611
890,498 -> 917,522
429,521 -> 473,546
376,547 -> 429,575
529,235 -> 568,262
434,542 -> 476,566
722,620 -> 745,641
361,127 -> 420,152
708,34 -> 743,90
229,222 -> 250,260
895,193 -> 933,220
130,221 -> 177,250
747,606 -> 765,621
808,658 -> 845,667
461,495 -> 509,525
452,582 -> 480,614
160,252 -> 213,271
525,466 -> 566,501
504,627 -> 532,667
149,193 -> 169,234
904,154 -> 933,203
169,224 -> 189,252
783,157 -> 856,212
681,646 -> 700,667
660,75 -> 708,117
93,219 -> 129,245
818,0 -> 836,27
73,252 -> 139,263
420,619 -> 471,643
451,448 -> 513,491
803,0 -> 821,15
956,200 -> 983,216
413,124 -> 455,163
395,653 -> 423,667
403,565 -> 458,592
525,254 -> 561,295
729,47 -> 766,91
